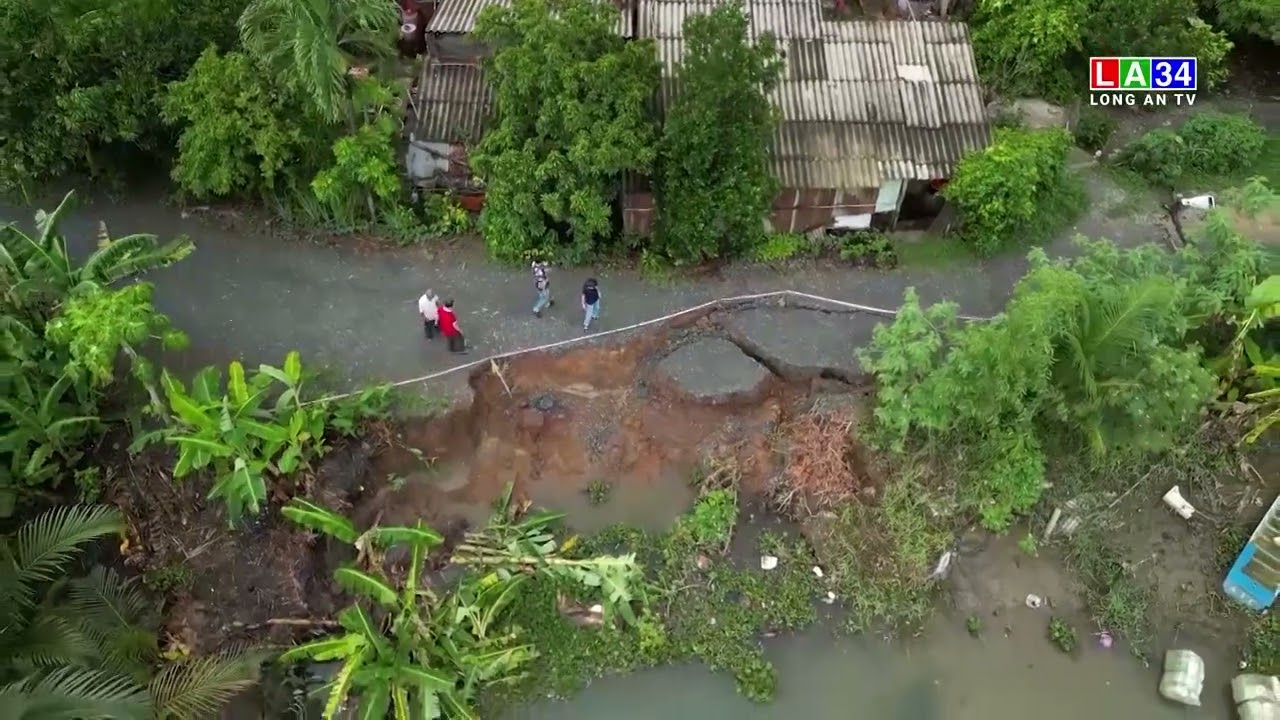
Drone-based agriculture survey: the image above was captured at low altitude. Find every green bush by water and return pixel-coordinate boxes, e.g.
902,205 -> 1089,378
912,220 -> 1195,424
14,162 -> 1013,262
486,499 -> 822,711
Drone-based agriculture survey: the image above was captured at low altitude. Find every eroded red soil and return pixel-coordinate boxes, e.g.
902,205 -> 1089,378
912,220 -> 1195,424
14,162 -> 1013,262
116,324 -> 873,652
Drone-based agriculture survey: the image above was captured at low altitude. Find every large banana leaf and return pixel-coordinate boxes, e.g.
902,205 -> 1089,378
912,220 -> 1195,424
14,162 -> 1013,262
205,459 -> 266,526
281,498 -> 358,543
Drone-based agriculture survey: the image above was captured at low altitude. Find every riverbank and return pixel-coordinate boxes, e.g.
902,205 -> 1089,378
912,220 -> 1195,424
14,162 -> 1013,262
106,300 -> 1270,719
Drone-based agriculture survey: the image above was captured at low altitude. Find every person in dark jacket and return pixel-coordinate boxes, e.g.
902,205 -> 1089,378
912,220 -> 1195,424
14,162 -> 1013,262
581,278 -> 601,332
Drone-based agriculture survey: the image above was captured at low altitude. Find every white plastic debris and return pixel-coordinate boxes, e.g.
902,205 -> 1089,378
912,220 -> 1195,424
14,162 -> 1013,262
822,591 -> 837,604
1025,594 -> 1044,609
588,604 -> 603,615
1233,674 -> 1280,720
1159,649 -> 1205,707
1162,485 -> 1197,520
811,566 -> 825,579
1179,194 -> 1217,210
928,550 -> 954,581
760,555 -> 779,571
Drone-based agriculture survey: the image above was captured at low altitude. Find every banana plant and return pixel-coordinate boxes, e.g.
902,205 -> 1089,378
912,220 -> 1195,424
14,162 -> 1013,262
280,500 -> 516,719
277,492 -> 645,719
0,368 -> 98,516
1239,275 -> 1280,444
136,351 -> 329,526
0,191 -> 194,317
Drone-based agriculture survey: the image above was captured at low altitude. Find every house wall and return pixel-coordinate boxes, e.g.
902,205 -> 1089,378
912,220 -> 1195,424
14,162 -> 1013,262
770,186 -> 879,233
406,140 -> 482,192
621,185 -> 882,236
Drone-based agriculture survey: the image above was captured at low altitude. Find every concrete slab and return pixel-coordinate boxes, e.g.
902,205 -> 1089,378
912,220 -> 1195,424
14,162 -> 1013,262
723,306 -> 884,380
655,337 -> 771,401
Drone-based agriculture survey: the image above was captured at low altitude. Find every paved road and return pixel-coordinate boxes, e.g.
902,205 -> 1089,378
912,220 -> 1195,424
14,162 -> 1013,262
0,158 -> 1168,392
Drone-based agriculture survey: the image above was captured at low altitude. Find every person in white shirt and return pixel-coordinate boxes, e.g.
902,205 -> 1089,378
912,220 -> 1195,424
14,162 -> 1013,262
418,289 -> 440,339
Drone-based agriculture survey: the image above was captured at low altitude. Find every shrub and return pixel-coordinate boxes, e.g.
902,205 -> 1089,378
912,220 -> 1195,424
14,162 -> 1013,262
1120,113 -> 1266,187
1118,129 -> 1185,187
943,127 -> 1075,256
749,233 -> 806,263
1178,112 -> 1266,177
837,231 -> 898,269
1073,109 -> 1116,152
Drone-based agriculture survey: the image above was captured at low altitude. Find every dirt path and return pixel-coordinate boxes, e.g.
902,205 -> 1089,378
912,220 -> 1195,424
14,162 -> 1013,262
0,160 -> 1169,393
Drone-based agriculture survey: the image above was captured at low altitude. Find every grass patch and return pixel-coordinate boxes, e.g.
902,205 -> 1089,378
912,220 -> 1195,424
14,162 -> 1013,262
1063,523 -> 1154,656
806,471 -> 951,634
892,235 -> 976,269
1246,613 -> 1280,674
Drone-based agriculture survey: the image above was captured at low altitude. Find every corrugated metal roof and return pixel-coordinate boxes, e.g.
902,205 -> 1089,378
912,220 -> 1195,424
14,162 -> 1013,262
640,3 -> 991,186
428,0 -> 635,37
413,62 -> 493,143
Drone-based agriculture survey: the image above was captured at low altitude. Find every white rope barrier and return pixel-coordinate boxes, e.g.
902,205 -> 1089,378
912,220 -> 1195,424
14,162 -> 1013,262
307,289 -> 992,406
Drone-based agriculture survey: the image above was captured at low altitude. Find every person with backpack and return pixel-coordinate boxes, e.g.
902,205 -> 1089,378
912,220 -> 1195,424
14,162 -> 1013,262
581,277 -> 601,332
531,261 -> 553,317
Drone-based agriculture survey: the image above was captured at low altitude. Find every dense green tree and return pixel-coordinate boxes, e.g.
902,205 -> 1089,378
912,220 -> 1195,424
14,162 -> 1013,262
970,0 -> 1234,99
942,127 -> 1076,256
161,49 -> 321,200
1209,0 -> 1280,44
860,180 -> 1276,531
472,0 -> 660,263
0,0 -> 247,194
859,241 -> 1218,530
654,2 -> 783,265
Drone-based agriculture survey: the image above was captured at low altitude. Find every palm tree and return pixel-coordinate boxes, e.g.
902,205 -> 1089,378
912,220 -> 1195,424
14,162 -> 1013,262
0,504 -> 262,719
1050,273 -> 1195,453
0,191 -> 195,318
237,0 -> 399,124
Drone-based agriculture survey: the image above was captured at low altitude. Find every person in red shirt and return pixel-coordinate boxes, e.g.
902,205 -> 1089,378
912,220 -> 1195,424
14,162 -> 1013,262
436,298 -> 467,354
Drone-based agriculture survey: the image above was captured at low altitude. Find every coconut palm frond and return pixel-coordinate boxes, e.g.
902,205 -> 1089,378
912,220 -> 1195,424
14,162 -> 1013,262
2,613 -> 98,672
1060,277 -> 1180,402
64,567 -> 158,679
147,650 -> 266,720
15,505 -> 124,587
239,0 -> 395,122
0,666 -> 151,720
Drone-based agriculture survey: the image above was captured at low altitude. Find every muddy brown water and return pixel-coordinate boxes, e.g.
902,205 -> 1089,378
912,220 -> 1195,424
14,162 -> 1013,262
507,619 -> 1213,720
504,513 -> 1234,720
